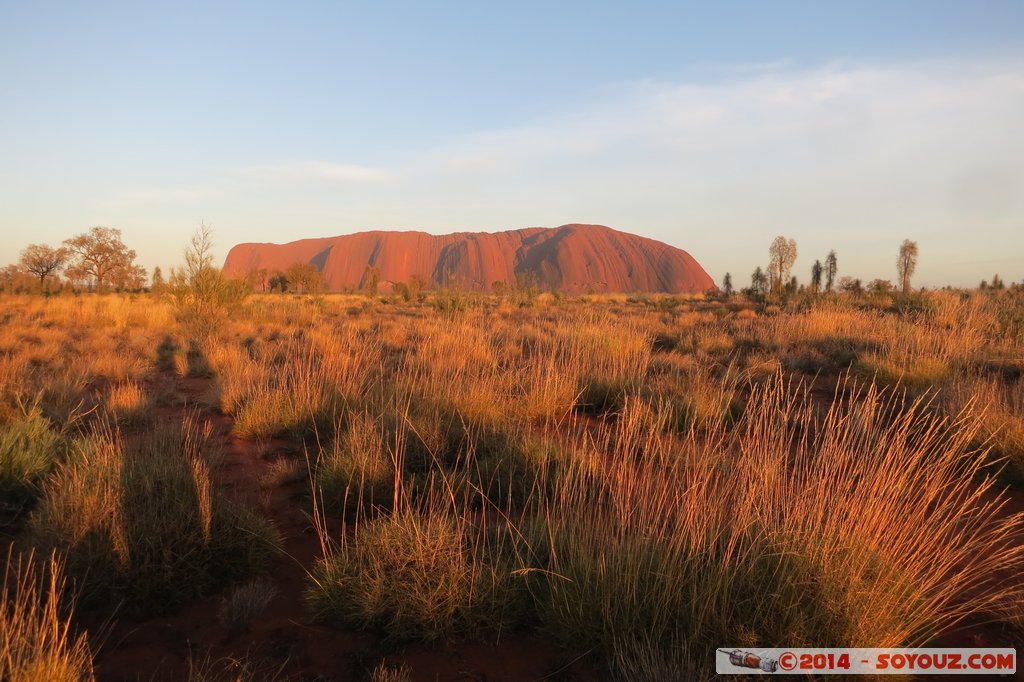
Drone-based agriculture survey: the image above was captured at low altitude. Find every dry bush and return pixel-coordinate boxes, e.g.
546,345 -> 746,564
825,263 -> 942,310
370,662 -> 413,682
212,330 -> 380,439
186,649 -> 289,682
945,371 -> 1024,483
219,578 -> 278,634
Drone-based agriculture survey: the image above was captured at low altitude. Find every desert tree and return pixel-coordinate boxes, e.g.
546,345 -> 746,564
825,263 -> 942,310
722,272 -> 734,297
0,264 -> 33,294
151,266 -> 167,297
169,224 -> 248,338
285,262 -> 326,294
810,260 -> 823,294
63,226 -> 137,291
768,236 -> 797,293
897,239 -> 918,294
112,264 -> 148,291
868,279 -> 894,295
991,274 -> 1004,290
19,243 -> 68,291
408,274 -> 426,300
269,271 -> 288,293
246,268 -> 269,293
750,266 -> 769,298
839,276 -> 863,296
825,250 -> 838,292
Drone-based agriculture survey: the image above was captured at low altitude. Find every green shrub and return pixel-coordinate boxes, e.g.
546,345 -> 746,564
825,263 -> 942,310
315,412 -> 395,514
0,412 -> 63,526
306,503 -> 523,641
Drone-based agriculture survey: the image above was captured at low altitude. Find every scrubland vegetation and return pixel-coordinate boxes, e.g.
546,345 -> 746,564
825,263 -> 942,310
1,285 -> 1023,680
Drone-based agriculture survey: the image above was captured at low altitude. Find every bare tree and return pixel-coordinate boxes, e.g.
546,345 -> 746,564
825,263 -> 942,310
63,227 -> 137,291
897,239 -> 919,294
768,236 -> 797,293
19,243 -> 68,291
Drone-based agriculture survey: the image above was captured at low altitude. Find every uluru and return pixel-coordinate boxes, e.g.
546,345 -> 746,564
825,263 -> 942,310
222,224 -> 715,294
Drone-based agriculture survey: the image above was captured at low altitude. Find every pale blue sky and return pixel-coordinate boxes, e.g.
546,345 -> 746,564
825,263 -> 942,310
1,1 -> 1022,287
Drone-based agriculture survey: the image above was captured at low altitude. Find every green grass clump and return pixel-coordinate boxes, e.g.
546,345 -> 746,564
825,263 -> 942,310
23,418 -> 279,614
219,578 -> 278,634
306,503 -> 523,641
853,353 -> 950,393
315,412 -> 394,514
0,411 -> 63,526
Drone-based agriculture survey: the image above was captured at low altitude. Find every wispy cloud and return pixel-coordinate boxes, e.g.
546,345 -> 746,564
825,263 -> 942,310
236,160 -> 394,183
96,186 -> 211,209
392,58 -> 1024,285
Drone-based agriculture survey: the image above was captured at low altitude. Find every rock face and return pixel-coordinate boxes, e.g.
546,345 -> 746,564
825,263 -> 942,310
222,224 -> 715,294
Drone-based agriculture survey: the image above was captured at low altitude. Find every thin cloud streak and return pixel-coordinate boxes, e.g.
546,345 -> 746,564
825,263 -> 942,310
237,161 -> 394,183
391,57 -> 1024,286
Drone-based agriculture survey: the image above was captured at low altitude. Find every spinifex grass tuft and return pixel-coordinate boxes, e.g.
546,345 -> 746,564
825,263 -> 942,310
23,414 -> 279,614
1,549 -> 95,682
518,377 -> 1024,673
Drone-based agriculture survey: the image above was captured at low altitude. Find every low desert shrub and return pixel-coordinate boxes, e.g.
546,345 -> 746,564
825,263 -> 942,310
0,411 -> 63,526
219,578 -> 278,634
306,495 -> 524,641
315,412 -> 395,514
186,650 -> 288,682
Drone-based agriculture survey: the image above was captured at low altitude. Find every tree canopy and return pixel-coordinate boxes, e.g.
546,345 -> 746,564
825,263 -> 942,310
63,227 -> 139,291
19,243 -> 68,289
897,239 -> 919,294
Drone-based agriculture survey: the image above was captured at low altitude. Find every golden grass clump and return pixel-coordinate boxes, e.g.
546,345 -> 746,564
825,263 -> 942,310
517,377 -> 1023,673
104,381 -> 150,424
1,550 -> 94,682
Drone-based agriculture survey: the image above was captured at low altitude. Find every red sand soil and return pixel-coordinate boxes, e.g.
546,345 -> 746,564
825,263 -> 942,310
222,224 -> 716,294
86,370 -> 600,682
